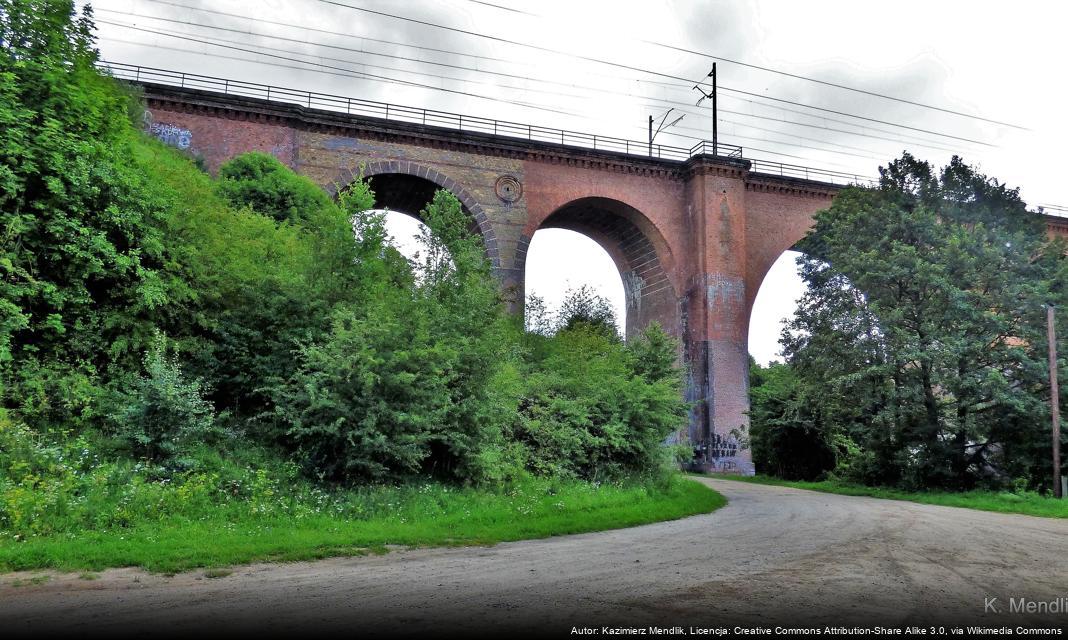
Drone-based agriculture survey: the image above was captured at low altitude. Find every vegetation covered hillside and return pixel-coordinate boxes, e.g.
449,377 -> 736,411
0,1 -> 720,570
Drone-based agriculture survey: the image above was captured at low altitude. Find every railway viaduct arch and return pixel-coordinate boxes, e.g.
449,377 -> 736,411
137,75 -> 1068,475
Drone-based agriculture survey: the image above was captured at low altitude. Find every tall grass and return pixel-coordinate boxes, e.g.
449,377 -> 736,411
0,474 -> 723,574
711,474 -> 1068,518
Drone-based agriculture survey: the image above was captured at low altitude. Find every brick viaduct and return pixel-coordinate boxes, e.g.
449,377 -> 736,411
140,82 -> 1068,475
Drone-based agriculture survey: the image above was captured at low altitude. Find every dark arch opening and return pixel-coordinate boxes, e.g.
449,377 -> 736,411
528,197 -> 678,340
367,173 -> 444,221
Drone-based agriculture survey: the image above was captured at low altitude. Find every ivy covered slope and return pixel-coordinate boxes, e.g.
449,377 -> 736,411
0,0 -> 722,572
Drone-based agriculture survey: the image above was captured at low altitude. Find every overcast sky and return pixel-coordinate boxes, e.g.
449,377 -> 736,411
86,0 -> 1068,363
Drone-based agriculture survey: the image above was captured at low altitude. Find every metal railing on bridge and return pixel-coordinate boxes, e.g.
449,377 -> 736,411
102,61 -> 878,187
749,159 -> 876,187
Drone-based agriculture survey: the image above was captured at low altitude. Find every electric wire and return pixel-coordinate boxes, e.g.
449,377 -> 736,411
121,2 -> 988,153
456,0 -> 1027,130
97,22 -> 900,164
96,18 -> 582,118
312,0 -> 998,146
98,7 -> 978,156
98,31 -> 868,171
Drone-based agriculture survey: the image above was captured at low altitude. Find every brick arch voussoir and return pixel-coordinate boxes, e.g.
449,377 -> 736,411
521,196 -> 678,301
327,161 -> 500,269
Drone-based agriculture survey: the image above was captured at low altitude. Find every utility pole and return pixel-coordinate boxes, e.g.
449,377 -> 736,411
648,115 -> 653,157
1049,304 -> 1063,498
711,62 -> 717,156
692,64 -> 718,156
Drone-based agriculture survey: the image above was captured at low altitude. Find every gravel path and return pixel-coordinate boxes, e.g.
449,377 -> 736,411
2,478 -> 1067,637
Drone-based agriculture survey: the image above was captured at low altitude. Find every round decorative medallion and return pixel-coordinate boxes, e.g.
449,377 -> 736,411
495,175 -> 522,203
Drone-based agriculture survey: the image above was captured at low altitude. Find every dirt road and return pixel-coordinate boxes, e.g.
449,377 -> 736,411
2,478 -> 1067,637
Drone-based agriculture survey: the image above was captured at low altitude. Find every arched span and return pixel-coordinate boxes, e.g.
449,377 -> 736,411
328,161 -> 500,270
521,196 -> 679,340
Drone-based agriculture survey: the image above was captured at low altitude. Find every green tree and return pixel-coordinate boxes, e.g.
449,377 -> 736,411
511,322 -> 687,481
110,332 -> 220,464
747,357 -> 837,480
783,153 -> 1054,489
275,190 -> 509,482
0,0 -> 179,426
190,153 -> 379,420
555,284 -> 620,339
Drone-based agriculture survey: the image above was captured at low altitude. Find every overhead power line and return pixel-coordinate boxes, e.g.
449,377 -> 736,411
674,42 -> 1027,130
99,19 -> 940,165
101,24 -> 599,103
455,0 -> 1027,130
137,0 -> 993,153
138,0 -> 537,72
100,7 -> 985,155
97,30 -> 867,171
313,0 -> 996,146
465,0 -> 536,15
96,19 -> 582,117
710,84 -> 992,147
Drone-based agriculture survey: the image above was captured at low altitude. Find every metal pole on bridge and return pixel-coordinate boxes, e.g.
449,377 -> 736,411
1049,304 -> 1063,498
649,109 -> 683,157
692,68 -> 718,156
711,62 -> 717,157
648,115 -> 653,157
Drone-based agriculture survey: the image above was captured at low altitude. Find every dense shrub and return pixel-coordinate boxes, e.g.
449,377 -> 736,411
0,1 -> 179,424
0,1 -> 694,516
510,322 -> 688,481
275,191 -> 509,482
216,151 -> 333,224
109,333 -> 221,465
747,359 -> 837,481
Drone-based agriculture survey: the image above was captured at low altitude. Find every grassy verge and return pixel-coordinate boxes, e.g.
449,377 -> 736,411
0,475 -> 724,574
705,473 -> 1068,518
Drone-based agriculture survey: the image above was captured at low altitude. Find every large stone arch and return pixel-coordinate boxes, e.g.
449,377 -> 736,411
519,196 -> 680,340
328,161 -> 502,271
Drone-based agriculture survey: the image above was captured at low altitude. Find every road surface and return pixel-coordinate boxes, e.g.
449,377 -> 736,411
2,478 -> 1067,637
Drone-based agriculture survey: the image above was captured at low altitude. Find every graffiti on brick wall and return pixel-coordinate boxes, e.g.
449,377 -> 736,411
704,274 -> 745,312
149,122 -> 192,150
622,270 -> 644,310
693,432 -> 738,461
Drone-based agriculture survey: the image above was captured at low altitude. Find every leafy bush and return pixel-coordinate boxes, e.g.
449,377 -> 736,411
276,303 -> 445,480
511,322 -> 687,481
0,1 -> 181,424
109,334 -> 220,464
0,414 -> 113,536
275,190 -> 509,482
216,151 -> 333,224
0,2 -> 695,519
747,358 -> 837,481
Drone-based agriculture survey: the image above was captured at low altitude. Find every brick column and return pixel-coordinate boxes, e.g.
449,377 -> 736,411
683,159 -> 754,475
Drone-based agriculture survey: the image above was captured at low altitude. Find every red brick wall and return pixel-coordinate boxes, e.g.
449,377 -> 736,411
145,104 -> 298,172
744,185 -> 835,316
144,89 -> 866,476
